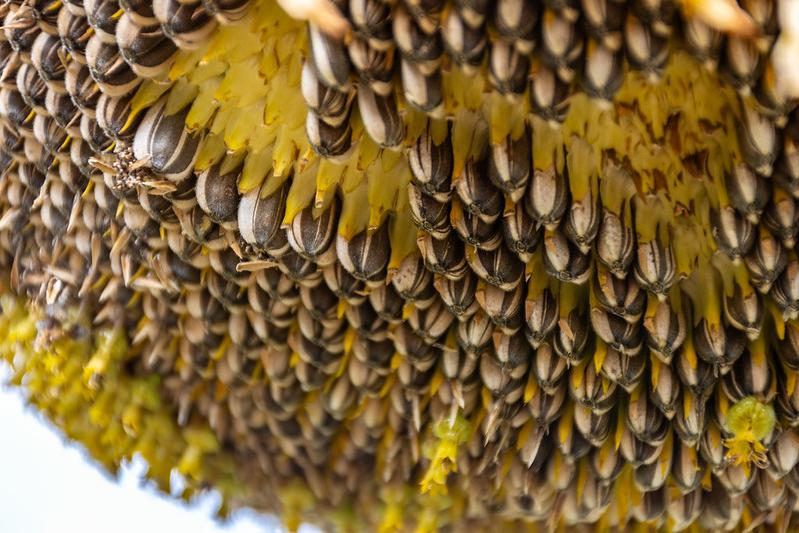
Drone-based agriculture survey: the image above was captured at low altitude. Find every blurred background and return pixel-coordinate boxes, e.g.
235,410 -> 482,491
0,367 -> 320,533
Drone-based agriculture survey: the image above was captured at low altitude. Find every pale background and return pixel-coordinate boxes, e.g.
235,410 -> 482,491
0,367 -> 321,533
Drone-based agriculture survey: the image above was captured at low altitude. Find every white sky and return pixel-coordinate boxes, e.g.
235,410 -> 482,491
0,372 -> 321,533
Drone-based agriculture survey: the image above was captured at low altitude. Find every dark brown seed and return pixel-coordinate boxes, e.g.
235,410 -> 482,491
624,14 -> 668,77
287,196 -> 340,265
626,387 -> 669,445
391,251 -> 437,306
455,158 -> 504,223
336,221 -> 391,286
581,39 -> 624,100
600,346 -> 645,392
529,61 -> 573,123
488,125 -> 531,201
524,163 -> 569,229
116,14 -> 177,78
745,227 -> 787,293
238,179 -> 290,252
570,361 -> 617,414
393,4 -> 444,66
322,262 -> 366,305
532,342 -> 567,393
368,283 -> 404,323
773,254 -> 799,319
539,7 -> 584,82
525,286 -> 559,349
349,0 -> 393,49
451,197 -> 502,250
723,281 -> 763,339
132,97 -> 202,182
726,164 -> 769,221
153,0 -> 217,50
721,342 -> 774,402
434,270 -> 480,319
581,0 -> 626,49
542,229 -> 592,284
306,110 -> 353,158
494,0 -> 539,44
347,37 -> 394,96
590,306 -> 643,355
563,192 -> 601,254
710,206 -> 755,262
692,319 -> 747,371
593,264 -> 646,322
417,232 -> 469,279
441,7 -> 486,70
408,122 -> 453,200
527,380 -> 566,426
456,311 -> 494,354
408,182 -> 451,238
676,343 -> 717,396
721,35 -> 761,91
552,307 -> 590,364
301,62 -> 354,127
488,40 -> 530,95
400,57 -> 443,114
634,236 -> 675,299
501,201 -> 541,263
85,35 -> 140,96
356,83 -> 404,148
476,281 -> 525,333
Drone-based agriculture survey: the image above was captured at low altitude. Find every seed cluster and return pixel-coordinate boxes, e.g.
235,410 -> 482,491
3,0 -> 799,530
